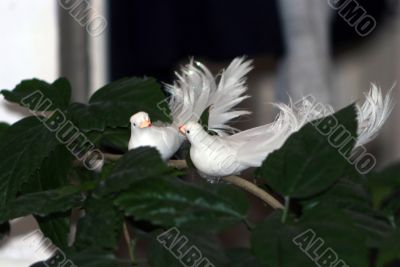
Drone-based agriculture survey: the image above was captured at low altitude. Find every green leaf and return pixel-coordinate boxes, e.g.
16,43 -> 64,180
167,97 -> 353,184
70,165 -> 100,190
67,77 -> 169,131
148,233 -> 182,267
0,222 -> 10,242
67,103 -> 107,132
0,186 -> 84,223
20,146 -> 73,250
115,178 -> 249,231
299,208 -> 369,266
302,176 -> 392,248
30,249 -> 118,267
98,147 -> 173,196
0,122 -> 9,139
148,229 -> 229,267
251,211 -> 311,267
377,229 -> 400,267
349,209 -> 393,248
1,78 -> 71,111
74,196 -> 123,250
200,107 -> 211,134
99,162 -> 116,182
367,163 -> 400,231
368,163 -> 400,208
303,176 -> 372,213
36,213 -> 70,251
226,248 -> 264,267
0,117 -> 60,205
369,163 -> 400,187
22,146 -> 73,193
99,127 -> 130,153
200,107 -> 209,127
256,104 -> 357,198
381,190 -> 400,228
252,208 -> 369,267
68,249 -> 118,267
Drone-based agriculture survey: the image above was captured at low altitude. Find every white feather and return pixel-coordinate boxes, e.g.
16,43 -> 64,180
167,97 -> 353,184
229,97 -> 330,167
232,85 -> 394,168
355,84 -> 394,147
164,59 -> 215,127
131,58 -> 254,162
165,57 -> 253,135
185,84 -> 394,178
208,57 -> 253,135
227,84 -> 394,169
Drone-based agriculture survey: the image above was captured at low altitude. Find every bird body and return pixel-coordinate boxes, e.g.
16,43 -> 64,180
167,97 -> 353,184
128,122 -> 183,161
185,121 -> 283,178
188,127 -> 241,178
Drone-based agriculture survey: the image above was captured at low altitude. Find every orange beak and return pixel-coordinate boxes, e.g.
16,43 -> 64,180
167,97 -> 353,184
179,125 -> 186,134
139,119 -> 152,128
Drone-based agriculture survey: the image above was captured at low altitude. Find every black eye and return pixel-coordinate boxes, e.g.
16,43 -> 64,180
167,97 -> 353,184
186,130 -> 190,134
133,123 -> 136,126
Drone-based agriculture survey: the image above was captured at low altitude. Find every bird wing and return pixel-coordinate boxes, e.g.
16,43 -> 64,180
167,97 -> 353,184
148,126 -> 184,160
160,125 -> 185,149
207,57 -> 253,136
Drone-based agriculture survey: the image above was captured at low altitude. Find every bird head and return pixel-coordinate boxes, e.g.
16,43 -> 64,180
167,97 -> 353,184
130,111 -> 152,129
179,121 -> 208,144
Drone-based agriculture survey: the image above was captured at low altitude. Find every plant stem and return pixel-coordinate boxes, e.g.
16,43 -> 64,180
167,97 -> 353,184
101,154 -> 284,210
389,215 -> 397,229
223,175 -> 284,209
243,218 -> 255,230
104,153 -> 122,161
281,196 -> 290,223
123,221 -> 135,266
168,159 -> 187,169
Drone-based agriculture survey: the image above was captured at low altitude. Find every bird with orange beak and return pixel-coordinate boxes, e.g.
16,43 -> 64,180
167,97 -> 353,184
129,111 -> 183,160
128,57 -> 253,161
181,85 -> 393,180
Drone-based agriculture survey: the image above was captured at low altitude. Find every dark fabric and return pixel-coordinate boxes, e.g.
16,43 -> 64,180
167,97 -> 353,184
109,0 -> 388,81
109,0 -> 283,81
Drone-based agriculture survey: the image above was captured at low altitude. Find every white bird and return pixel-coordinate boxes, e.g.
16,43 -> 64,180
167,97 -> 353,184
180,84 -> 394,180
128,57 -> 253,160
129,111 -> 183,160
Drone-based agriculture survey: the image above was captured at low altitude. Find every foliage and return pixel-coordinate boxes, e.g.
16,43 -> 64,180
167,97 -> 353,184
0,77 -> 399,267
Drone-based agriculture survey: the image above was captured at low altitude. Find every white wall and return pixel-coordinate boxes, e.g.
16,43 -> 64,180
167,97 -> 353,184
0,1 -> 58,266
0,0 -> 59,124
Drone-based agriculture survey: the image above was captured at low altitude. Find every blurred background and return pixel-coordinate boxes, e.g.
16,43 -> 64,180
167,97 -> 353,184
0,0 -> 399,266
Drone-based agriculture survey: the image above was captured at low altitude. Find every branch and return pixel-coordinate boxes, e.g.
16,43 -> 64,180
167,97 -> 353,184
123,221 -> 135,266
103,154 -> 283,209
168,159 -> 187,169
104,153 -> 122,161
222,176 -> 284,209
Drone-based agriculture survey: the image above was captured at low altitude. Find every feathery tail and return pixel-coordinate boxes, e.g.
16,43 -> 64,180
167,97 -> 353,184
208,57 -> 253,135
234,84 -> 394,167
164,59 -> 215,126
355,84 -> 394,147
165,57 -> 253,136
233,97 -> 329,167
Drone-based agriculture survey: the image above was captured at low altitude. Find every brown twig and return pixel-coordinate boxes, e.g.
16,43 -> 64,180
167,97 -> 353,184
167,159 -> 187,169
104,153 -> 122,161
102,153 -> 283,209
123,221 -> 135,266
165,160 -> 283,209
222,175 -> 284,209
